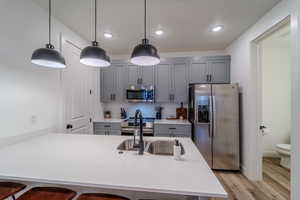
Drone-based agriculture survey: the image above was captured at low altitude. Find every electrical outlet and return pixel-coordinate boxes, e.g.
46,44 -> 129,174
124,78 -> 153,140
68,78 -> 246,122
31,115 -> 37,125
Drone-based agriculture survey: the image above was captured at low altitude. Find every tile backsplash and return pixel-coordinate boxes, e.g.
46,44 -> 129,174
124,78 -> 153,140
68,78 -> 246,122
101,103 -> 187,119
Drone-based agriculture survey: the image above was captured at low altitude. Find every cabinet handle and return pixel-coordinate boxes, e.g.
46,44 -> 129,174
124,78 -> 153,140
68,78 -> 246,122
209,75 -> 212,82
206,75 -> 209,82
104,125 -> 111,128
169,127 -> 176,130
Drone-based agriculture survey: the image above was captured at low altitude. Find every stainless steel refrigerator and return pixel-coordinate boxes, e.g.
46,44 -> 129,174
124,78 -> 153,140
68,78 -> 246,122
189,83 -> 240,170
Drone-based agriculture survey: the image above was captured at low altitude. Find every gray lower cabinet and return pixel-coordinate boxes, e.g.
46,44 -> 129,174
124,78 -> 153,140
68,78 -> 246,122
154,124 -> 191,138
93,122 -> 121,135
190,56 -> 230,84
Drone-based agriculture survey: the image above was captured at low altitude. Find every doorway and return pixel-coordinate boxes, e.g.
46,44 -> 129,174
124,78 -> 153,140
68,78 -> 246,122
61,38 -> 94,134
255,20 -> 291,197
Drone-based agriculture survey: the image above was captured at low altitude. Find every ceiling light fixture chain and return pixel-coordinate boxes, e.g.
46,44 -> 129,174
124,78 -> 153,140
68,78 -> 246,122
94,0 -> 97,44
47,0 -> 54,49
144,0 -> 147,40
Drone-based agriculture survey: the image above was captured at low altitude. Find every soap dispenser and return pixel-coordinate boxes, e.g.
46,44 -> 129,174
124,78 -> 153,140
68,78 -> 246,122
174,139 -> 181,160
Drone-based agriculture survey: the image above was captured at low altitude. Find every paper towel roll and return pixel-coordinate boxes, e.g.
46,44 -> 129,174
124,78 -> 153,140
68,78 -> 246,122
262,128 -> 271,135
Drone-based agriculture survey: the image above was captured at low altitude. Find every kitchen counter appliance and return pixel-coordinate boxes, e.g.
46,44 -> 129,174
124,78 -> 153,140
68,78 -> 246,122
126,86 -> 154,103
121,117 -> 154,136
189,83 -> 240,170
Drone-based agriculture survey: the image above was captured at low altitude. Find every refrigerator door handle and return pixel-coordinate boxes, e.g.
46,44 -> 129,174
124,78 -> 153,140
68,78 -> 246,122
209,95 -> 213,138
212,96 -> 216,138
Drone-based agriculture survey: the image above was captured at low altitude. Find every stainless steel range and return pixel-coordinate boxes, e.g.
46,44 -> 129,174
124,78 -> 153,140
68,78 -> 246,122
121,117 -> 154,136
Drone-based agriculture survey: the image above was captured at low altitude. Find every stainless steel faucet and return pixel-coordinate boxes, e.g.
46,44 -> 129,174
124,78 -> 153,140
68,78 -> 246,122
133,109 -> 144,155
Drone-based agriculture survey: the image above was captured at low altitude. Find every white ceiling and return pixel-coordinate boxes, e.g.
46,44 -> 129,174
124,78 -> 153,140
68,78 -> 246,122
32,0 -> 280,55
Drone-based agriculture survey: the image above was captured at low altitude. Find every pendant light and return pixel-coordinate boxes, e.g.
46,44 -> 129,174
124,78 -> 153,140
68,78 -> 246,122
80,0 -> 110,67
130,0 -> 160,66
31,0 -> 66,68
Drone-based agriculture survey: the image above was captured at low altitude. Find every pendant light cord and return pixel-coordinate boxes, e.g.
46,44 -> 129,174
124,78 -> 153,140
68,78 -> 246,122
49,0 -> 52,45
94,0 -> 97,42
144,0 -> 147,39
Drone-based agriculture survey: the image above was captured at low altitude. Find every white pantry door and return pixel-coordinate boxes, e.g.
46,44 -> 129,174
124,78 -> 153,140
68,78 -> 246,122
62,40 -> 91,134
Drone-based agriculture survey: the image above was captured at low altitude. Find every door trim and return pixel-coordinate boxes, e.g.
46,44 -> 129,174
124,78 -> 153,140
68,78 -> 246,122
60,34 -> 94,134
251,16 -> 291,180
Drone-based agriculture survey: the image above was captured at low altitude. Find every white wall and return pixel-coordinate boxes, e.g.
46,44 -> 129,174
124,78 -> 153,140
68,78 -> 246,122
261,43 -> 291,156
226,0 -> 300,198
0,0 -> 95,138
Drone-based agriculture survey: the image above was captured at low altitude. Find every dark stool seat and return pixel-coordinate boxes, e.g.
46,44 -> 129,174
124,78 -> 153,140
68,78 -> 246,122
77,193 -> 130,200
17,187 -> 76,200
0,182 -> 26,200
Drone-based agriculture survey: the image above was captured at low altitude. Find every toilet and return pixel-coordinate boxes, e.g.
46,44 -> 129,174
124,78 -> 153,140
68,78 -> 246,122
276,144 -> 291,169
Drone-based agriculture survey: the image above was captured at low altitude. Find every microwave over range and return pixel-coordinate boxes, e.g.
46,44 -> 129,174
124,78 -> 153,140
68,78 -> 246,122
126,86 -> 154,103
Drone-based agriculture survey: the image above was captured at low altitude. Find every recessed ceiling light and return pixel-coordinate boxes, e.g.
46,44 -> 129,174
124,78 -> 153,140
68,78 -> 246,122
104,33 -> 113,38
212,25 -> 223,32
155,30 -> 164,36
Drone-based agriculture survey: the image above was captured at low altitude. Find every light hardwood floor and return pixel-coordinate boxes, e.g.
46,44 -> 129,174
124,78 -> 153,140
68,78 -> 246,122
211,158 -> 290,200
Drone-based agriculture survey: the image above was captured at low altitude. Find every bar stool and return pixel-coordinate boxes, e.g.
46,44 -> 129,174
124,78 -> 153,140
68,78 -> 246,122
77,193 -> 130,200
0,182 -> 26,200
17,187 -> 76,200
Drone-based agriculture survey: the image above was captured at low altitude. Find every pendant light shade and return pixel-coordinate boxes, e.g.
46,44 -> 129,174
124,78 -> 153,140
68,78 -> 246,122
31,0 -> 66,68
32,44 -> 66,68
80,0 -> 111,67
130,0 -> 160,66
130,39 -> 160,66
80,42 -> 110,67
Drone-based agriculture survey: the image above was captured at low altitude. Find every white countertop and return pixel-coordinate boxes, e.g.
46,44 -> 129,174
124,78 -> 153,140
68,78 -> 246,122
93,118 -> 124,123
0,134 -> 226,198
154,119 -> 191,125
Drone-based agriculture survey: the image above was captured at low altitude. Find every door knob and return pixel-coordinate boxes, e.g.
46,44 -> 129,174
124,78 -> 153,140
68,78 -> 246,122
66,124 -> 73,129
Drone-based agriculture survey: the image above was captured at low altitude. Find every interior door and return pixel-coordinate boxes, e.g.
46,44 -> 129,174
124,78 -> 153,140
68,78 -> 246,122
193,84 -> 213,167
212,84 -> 239,170
62,41 -> 91,134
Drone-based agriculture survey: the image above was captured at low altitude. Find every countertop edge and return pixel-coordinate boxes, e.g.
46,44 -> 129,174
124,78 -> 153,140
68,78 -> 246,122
0,175 -> 227,198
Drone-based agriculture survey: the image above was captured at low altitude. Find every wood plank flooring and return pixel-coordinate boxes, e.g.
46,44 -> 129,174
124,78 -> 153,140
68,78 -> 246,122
211,158 -> 290,200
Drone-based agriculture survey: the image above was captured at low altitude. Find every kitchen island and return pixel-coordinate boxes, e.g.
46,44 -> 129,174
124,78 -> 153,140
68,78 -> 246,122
0,134 -> 227,199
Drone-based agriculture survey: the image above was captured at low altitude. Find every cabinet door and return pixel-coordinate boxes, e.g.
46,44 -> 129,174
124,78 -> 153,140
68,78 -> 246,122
209,59 -> 230,83
116,65 -> 128,101
173,63 -> 188,103
101,67 -> 115,102
127,65 -> 140,86
140,66 -> 155,86
155,64 -> 172,102
190,61 -> 209,83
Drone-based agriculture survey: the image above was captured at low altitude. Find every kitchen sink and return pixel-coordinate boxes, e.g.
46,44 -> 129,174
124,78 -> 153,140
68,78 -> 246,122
146,140 -> 185,156
117,139 -> 150,151
117,139 -> 185,156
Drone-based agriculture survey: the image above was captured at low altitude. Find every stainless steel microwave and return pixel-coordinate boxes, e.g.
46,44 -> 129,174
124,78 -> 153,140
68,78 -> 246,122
126,87 -> 154,103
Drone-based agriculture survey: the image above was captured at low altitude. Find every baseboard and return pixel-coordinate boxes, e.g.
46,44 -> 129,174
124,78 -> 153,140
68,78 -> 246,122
0,127 -> 56,149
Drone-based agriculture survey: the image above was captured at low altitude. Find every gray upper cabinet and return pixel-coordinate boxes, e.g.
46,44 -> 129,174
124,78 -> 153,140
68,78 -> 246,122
209,59 -> 230,83
156,62 -> 189,103
190,61 -> 208,83
127,65 -> 155,86
173,63 -> 189,103
155,64 -> 172,103
101,67 -> 116,103
100,56 -> 230,103
189,56 -> 230,84
127,65 -> 140,86
140,66 -> 155,86
101,65 -> 127,103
